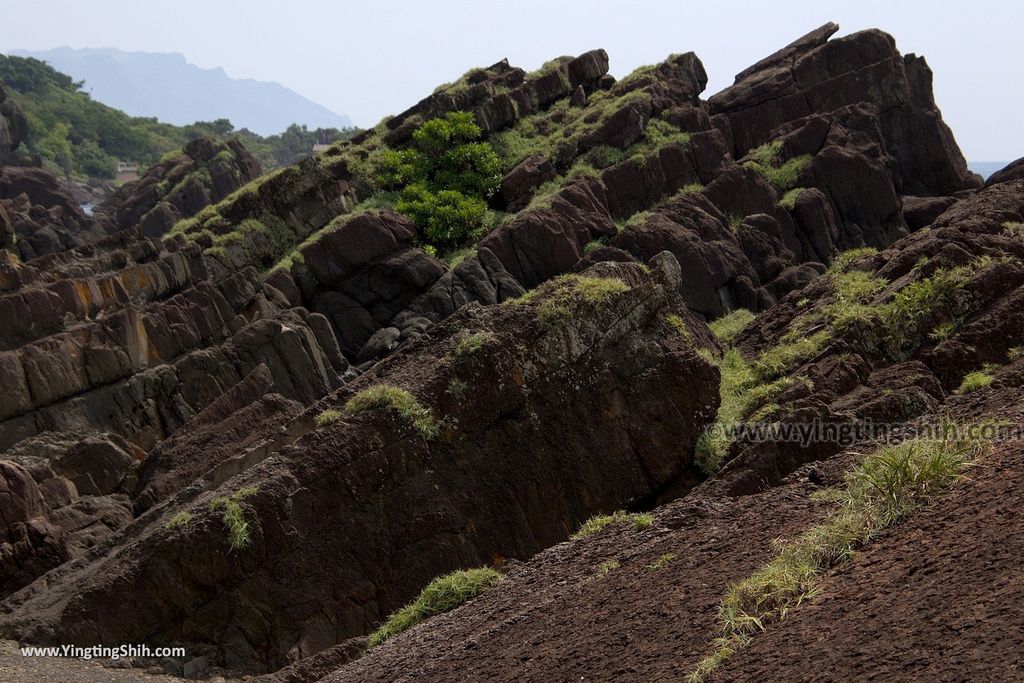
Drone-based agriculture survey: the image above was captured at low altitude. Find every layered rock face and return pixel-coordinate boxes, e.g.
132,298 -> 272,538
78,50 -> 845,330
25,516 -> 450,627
708,22 -> 978,196
96,137 -> 262,237
0,258 -> 719,671
0,22 -> 1002,682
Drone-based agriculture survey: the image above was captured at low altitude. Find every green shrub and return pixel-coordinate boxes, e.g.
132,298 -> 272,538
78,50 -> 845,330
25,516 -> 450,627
368,567 -> 502,646
708,309 -> 755,344
395,184 -> 488,251
314,409 -> 342,426
689,430 -> 983,681
1009,346 -> 1024,361
375,111 -> 501,251
345,385 -> 440,440
210,486 -> 259,551
743,141 -> 811,192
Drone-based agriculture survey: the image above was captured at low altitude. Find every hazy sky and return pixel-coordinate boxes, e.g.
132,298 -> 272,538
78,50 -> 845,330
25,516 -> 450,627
2,0 -> 1020,160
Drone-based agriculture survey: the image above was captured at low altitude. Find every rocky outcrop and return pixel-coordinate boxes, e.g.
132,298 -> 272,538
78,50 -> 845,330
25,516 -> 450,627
0,165 -> 103,260
717,178 -> 1024,494
709,23 -> 978,196
985,157 -> 1024,187
0,461 -> 69,596
0,256 -> 719,672
96,137 -> 262,237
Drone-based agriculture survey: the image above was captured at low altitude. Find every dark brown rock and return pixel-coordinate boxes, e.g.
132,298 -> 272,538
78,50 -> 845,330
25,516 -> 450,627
709,24 -> 978,196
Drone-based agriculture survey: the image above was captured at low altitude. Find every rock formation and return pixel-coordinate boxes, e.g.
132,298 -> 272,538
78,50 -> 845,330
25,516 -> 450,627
0,22 -> 1015,683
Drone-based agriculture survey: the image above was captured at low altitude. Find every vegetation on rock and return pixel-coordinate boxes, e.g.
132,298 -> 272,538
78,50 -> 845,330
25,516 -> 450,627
345,385 -> 440,440
376,111 -> 501,250
368,567 -> 502,646
689,429 -> 987,681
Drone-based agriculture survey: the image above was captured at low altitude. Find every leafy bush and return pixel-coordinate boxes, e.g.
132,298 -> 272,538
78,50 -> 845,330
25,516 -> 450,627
376,112 -> 501,251
369,567 -> 502,646
395,185 -> 487,249
345,384 -> 440,440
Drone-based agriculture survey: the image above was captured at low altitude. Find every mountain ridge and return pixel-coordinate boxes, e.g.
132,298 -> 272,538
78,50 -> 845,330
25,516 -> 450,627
8,46 -> 351,136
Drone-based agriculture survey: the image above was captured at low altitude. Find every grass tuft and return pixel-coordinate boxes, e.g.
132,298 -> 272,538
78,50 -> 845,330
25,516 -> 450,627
314,409 -> 343,426
165,511 -> 193,530
572,510 -> 652,540
665,313 -> 692,341
957,368 -> 995,394
346,385 -> 440,440
779,187 -> 804,210
708,309 -> 755,345
446,378 -> 469,399
648,553 -> 675,571
454,331 -> 496,356
594,559 -> 621,578
368,568 -> 502,647
210,486 -> 259,551
508,274 -> 628,328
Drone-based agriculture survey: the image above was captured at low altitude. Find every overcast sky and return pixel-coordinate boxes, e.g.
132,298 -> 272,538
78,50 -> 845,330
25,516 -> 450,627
2,0 -> 1019,160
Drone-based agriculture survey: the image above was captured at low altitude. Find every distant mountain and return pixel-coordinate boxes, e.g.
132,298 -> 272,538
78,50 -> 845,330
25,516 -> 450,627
8,47 -> 350,136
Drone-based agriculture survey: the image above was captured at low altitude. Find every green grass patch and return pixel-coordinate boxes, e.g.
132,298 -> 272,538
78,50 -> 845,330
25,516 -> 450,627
695,348 -> 755,475
830,247 -> 878,273
708,309 -> 755,345
957,367 -> 995,394
594,559 -> 621,578
648,553 -> 675,571
688,430 -> 984,681
508,274 -> 628,328
743,140 -> 811,192
779,187 -> 804,210
314,409 -> 343,426
446,378 -> 469,399
666,313 -> 692,341
572,510 -> 652,540
454,331 -> 496,356
345,385 -> 440,440
368,567 -> 502,647
1009,346 -> 1024,362
165,511 -> 193,530
210,486 -> 259,551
